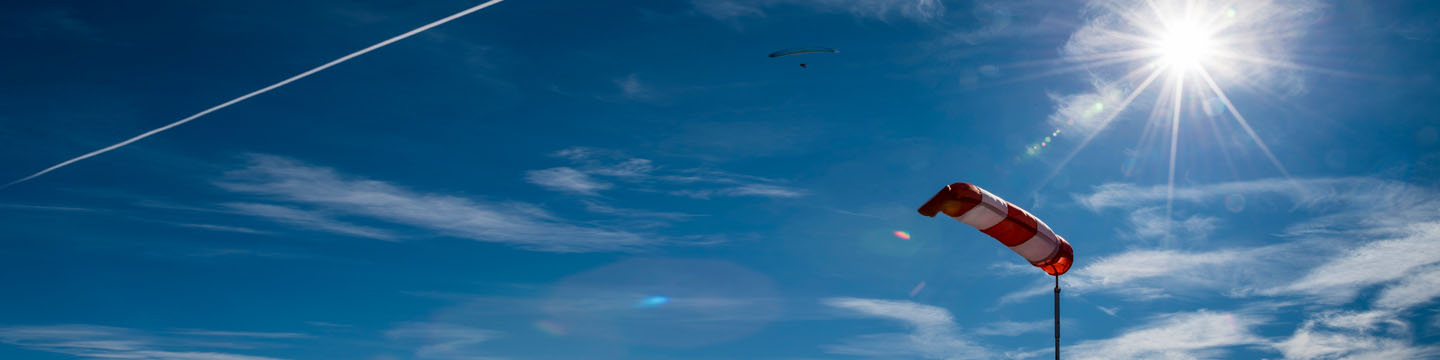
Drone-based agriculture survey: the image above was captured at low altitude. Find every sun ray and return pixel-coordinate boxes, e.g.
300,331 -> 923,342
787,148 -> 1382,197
1194,66 -> 1292,179
1209,50 -> 1378,80
987,53 -> 1157,87
1034,65 -> 1167,191
1165,70 -> 1186,245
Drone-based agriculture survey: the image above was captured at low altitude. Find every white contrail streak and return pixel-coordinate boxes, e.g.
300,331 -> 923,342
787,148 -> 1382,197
1,0 -> 505,190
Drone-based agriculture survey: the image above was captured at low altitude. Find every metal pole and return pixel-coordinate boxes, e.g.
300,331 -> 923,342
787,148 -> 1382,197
1055,275 -> 1061,360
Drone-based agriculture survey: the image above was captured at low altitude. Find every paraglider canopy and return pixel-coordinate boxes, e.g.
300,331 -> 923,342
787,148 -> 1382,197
768,47 -> 839,58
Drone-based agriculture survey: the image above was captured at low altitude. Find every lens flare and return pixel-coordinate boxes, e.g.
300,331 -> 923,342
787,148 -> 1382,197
1224,194 -> 1246,213
637,295 -> 669,308
893,231 -> 911,240
534,320 -> 567,336
908,281 -> 927,297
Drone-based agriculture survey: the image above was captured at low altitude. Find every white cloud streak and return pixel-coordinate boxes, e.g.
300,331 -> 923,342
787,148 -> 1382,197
1273,310 -> 1439,360
222,202 -> 397,240
0,324 -> 293,360
530,147 -> 806,200
385,322 -> 501,360
218,154 -> 654,252
972,320 -> 1051,337
692,0 -> 945,22
998,245 -> 1288,305
1064,311 -> 1265,360
0,0 -> 506,190
822,297 -> 992,359
523,167 -> 611,195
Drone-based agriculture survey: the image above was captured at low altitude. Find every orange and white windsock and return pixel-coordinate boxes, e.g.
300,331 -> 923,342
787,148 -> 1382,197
917,182 -> 1074,276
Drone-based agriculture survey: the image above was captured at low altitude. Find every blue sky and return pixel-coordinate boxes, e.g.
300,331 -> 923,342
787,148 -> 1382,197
1,0 -> 1439,359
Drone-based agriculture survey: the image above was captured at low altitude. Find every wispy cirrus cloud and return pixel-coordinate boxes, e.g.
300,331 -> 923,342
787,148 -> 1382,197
1037,177 -> 1440,304
613,73 -> 655,101
1015,176 -> 1440,360
997,245 -> 1288,305
527,147 -> 806,200
1270,222 -> 1440,305
0,324 -> 298,360
692,0 -> 945,23
523,167 -> 612,195
221,202 -> 397,241
1076,177 -> 1440,307
167,330 -> 310,339
1273,310 -> 1440,360
821,297 -> 992,359
971,320 -> 1052,337
218,154 -> 656,252
1063,311 -> 1265,360
385,322 -> 502,360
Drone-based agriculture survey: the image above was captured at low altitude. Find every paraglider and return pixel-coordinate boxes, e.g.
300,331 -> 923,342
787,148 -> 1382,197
767,47 -> 839,58
768,47 -> 837,68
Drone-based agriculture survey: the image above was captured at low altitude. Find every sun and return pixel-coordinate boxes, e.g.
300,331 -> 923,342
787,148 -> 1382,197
1155,20 -> 1216,70
1030,0 -> 1318,243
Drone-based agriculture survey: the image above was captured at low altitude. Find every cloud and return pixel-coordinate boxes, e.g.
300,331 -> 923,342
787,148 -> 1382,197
691,0 -> 945,23
218,154 -> 655,252
581,200 -> 701,219
167,330 -> 310,339
0,324 -> 293,360
1046,81 -> 1126,137
1096,306 -> 1120,316
611,74 -> 660,102
523,167 -> 612,195
530,147 -> 806,200
1064,311 -> 1264,360
1050,177 -> 1440,307
1124,206 -> 1218,241
671,183 -> 807,199
822,297 -> 992,359
972,320 -> 1051,337
1073,177 -> 1313,211
1274,222 -> 1440,305
0,203 -> 97,212
385,322 -> 501,360
690,0 -> 764,21
1373,265 -> 1440,310
169,223 -> 271,235
1273,310 -> 1440,360
221,202 -> 398,241
998,245 -> 1287,304
1047,176 -> 1440,359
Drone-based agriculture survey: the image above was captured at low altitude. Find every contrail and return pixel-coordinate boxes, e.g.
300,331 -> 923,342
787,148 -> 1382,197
1,0 -> 505,190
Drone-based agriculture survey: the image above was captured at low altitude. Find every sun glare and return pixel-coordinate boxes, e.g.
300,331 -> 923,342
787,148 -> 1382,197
1156,21 -> 1214,69
1034,1 -> 1312,243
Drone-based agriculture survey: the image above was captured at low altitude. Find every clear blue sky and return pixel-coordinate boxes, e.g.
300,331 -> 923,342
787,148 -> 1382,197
2,0 -> 1439,359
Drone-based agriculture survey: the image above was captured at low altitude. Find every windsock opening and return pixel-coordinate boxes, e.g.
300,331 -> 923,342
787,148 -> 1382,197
1037,241 -> 1073,276
917,183 -> 982,218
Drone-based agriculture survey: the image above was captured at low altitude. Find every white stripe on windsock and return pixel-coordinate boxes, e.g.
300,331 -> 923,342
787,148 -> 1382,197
1010,222 -> 1060,263
954,188 -> 1007,229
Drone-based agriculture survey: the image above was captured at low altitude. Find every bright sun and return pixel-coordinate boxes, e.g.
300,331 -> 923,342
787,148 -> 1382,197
1156,21 -> 1215,69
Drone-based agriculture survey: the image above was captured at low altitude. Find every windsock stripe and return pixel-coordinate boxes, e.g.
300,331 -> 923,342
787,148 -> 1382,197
1010,222 -> 1060,263
954,188 -> 1006,229
981,204 -> 1040,246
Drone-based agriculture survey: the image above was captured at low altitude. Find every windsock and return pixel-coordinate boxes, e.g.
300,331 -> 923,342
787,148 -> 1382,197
918,182 -> 1073,276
